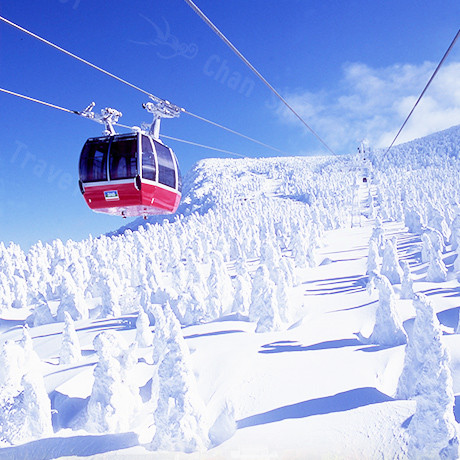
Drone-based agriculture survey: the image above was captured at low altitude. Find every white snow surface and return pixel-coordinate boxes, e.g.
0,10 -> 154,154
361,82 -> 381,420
0,125 -> 460,458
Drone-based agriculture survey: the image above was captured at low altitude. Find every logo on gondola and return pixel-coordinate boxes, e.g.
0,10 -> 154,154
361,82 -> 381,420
104,190 -> 119,201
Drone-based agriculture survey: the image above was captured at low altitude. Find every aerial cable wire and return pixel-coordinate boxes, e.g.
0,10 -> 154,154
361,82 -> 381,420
0,86 -> 247,158
184,111 -> 284,154
161,134 -> 246,158
0,87 -> 80,115
0,14 -> 285,156
182,0 -> 337,156
114,121 -> 247,157
385,28 -> 460,155
0,15 -> 156,101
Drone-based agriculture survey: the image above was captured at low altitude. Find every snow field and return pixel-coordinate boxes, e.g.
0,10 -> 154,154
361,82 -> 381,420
1,125 -> 460,457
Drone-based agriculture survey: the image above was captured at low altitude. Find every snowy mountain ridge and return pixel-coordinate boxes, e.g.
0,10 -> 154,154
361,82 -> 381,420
117,124 -> 460,237
371,124 -> 460,168
114,151 -> 351,235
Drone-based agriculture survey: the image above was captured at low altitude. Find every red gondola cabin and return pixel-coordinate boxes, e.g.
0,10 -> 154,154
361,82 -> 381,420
78,132 -> 181,217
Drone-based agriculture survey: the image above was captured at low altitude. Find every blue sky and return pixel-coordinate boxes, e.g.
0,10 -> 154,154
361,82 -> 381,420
0,0 -> 459,249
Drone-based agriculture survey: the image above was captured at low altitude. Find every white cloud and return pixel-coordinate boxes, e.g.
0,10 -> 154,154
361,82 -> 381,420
275,61 -> 460,153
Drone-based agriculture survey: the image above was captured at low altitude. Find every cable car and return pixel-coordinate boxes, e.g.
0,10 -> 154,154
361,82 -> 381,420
78,102 -> 182,218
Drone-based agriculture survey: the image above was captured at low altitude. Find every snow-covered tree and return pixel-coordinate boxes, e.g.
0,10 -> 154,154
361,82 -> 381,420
426,227 -> 445,255
0,332 -> 52,445
421,232 -> 432,264
0,272 -> 13,312
367,239 -> 381,275
86,331 -> 141,433
59,311 -> 81,365
67,261 -> 89,293
150,303 -> 209,452
260,237 -> 282,273
204,253 -> 232,320
249,265 -> 282,333
216,234 -> 230,262
306,242 -> 317,268
27,294 -> 55,327
173,261 -> 187,294
271,266 -> 291,324
0,340 -> 28,445
455,246 -> 460,282
255,291 -> 282,333
397,294 -> 459,459
404,207 -> 424,234
56,272 -> 88,321
426,245 -> 448,282
19,327 -> 42,373
0,340 -> 25,392
20,372 -> 53,443
366,190 -> 377,219
231,268 -> 252,316
135,307 -> 153,348
397,294 -> 450,399
371,218 -> 385,256
151,302 -> 168,368
99,270 -> 122,318
380,238 -> 403,285
178,284 -> 208,326
290,230 -> 309,269
400,260 -> 415,300
427,202 -> 450,244
450,212 -> 460,251
361,273 -> 407,346
279,256 -> 296,287
249,265 -> 272,322
11,275 -> 28,310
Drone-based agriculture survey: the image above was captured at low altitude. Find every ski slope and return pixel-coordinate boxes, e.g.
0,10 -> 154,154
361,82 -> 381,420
1,125 -> 460,459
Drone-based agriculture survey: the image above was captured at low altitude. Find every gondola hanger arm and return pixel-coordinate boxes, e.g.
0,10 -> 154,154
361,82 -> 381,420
142,98 -> 182,139
79,102 -> 122,135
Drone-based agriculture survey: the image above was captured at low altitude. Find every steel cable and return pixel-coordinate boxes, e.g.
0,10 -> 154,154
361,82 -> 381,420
0,14 -> 285,156
182,0 -> 337,155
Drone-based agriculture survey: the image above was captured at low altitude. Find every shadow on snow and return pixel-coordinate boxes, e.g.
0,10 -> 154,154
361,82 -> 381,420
0,432 -> 139,460
50,391 -> 88,431
259,338 -> 361,354
421,287 -> 460,299
237,387 -> 393,429
185,330 -> 245,340
304,274 -> 368,297
437,307 -> 460,330
454,395 -> 460,423
330,299 -> 377,313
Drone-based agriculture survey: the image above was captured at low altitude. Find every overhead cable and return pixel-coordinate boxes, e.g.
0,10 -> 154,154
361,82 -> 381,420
0,87 -> 80,115
0,14 -> 285,156
385,28 -> 460,155
184,111 -> 284,154
161,134 -> 246,158
0,15 -> 157,101
182,0 -> 337,156
114,121 -> 247,157
0,86 -> 247,158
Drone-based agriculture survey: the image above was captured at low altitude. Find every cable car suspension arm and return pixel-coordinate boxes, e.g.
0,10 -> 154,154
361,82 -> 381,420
78,102 -> 123,135
142,99 -> 183,139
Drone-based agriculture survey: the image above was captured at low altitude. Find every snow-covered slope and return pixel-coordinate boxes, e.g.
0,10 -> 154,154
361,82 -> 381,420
1,125 -> 460,459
